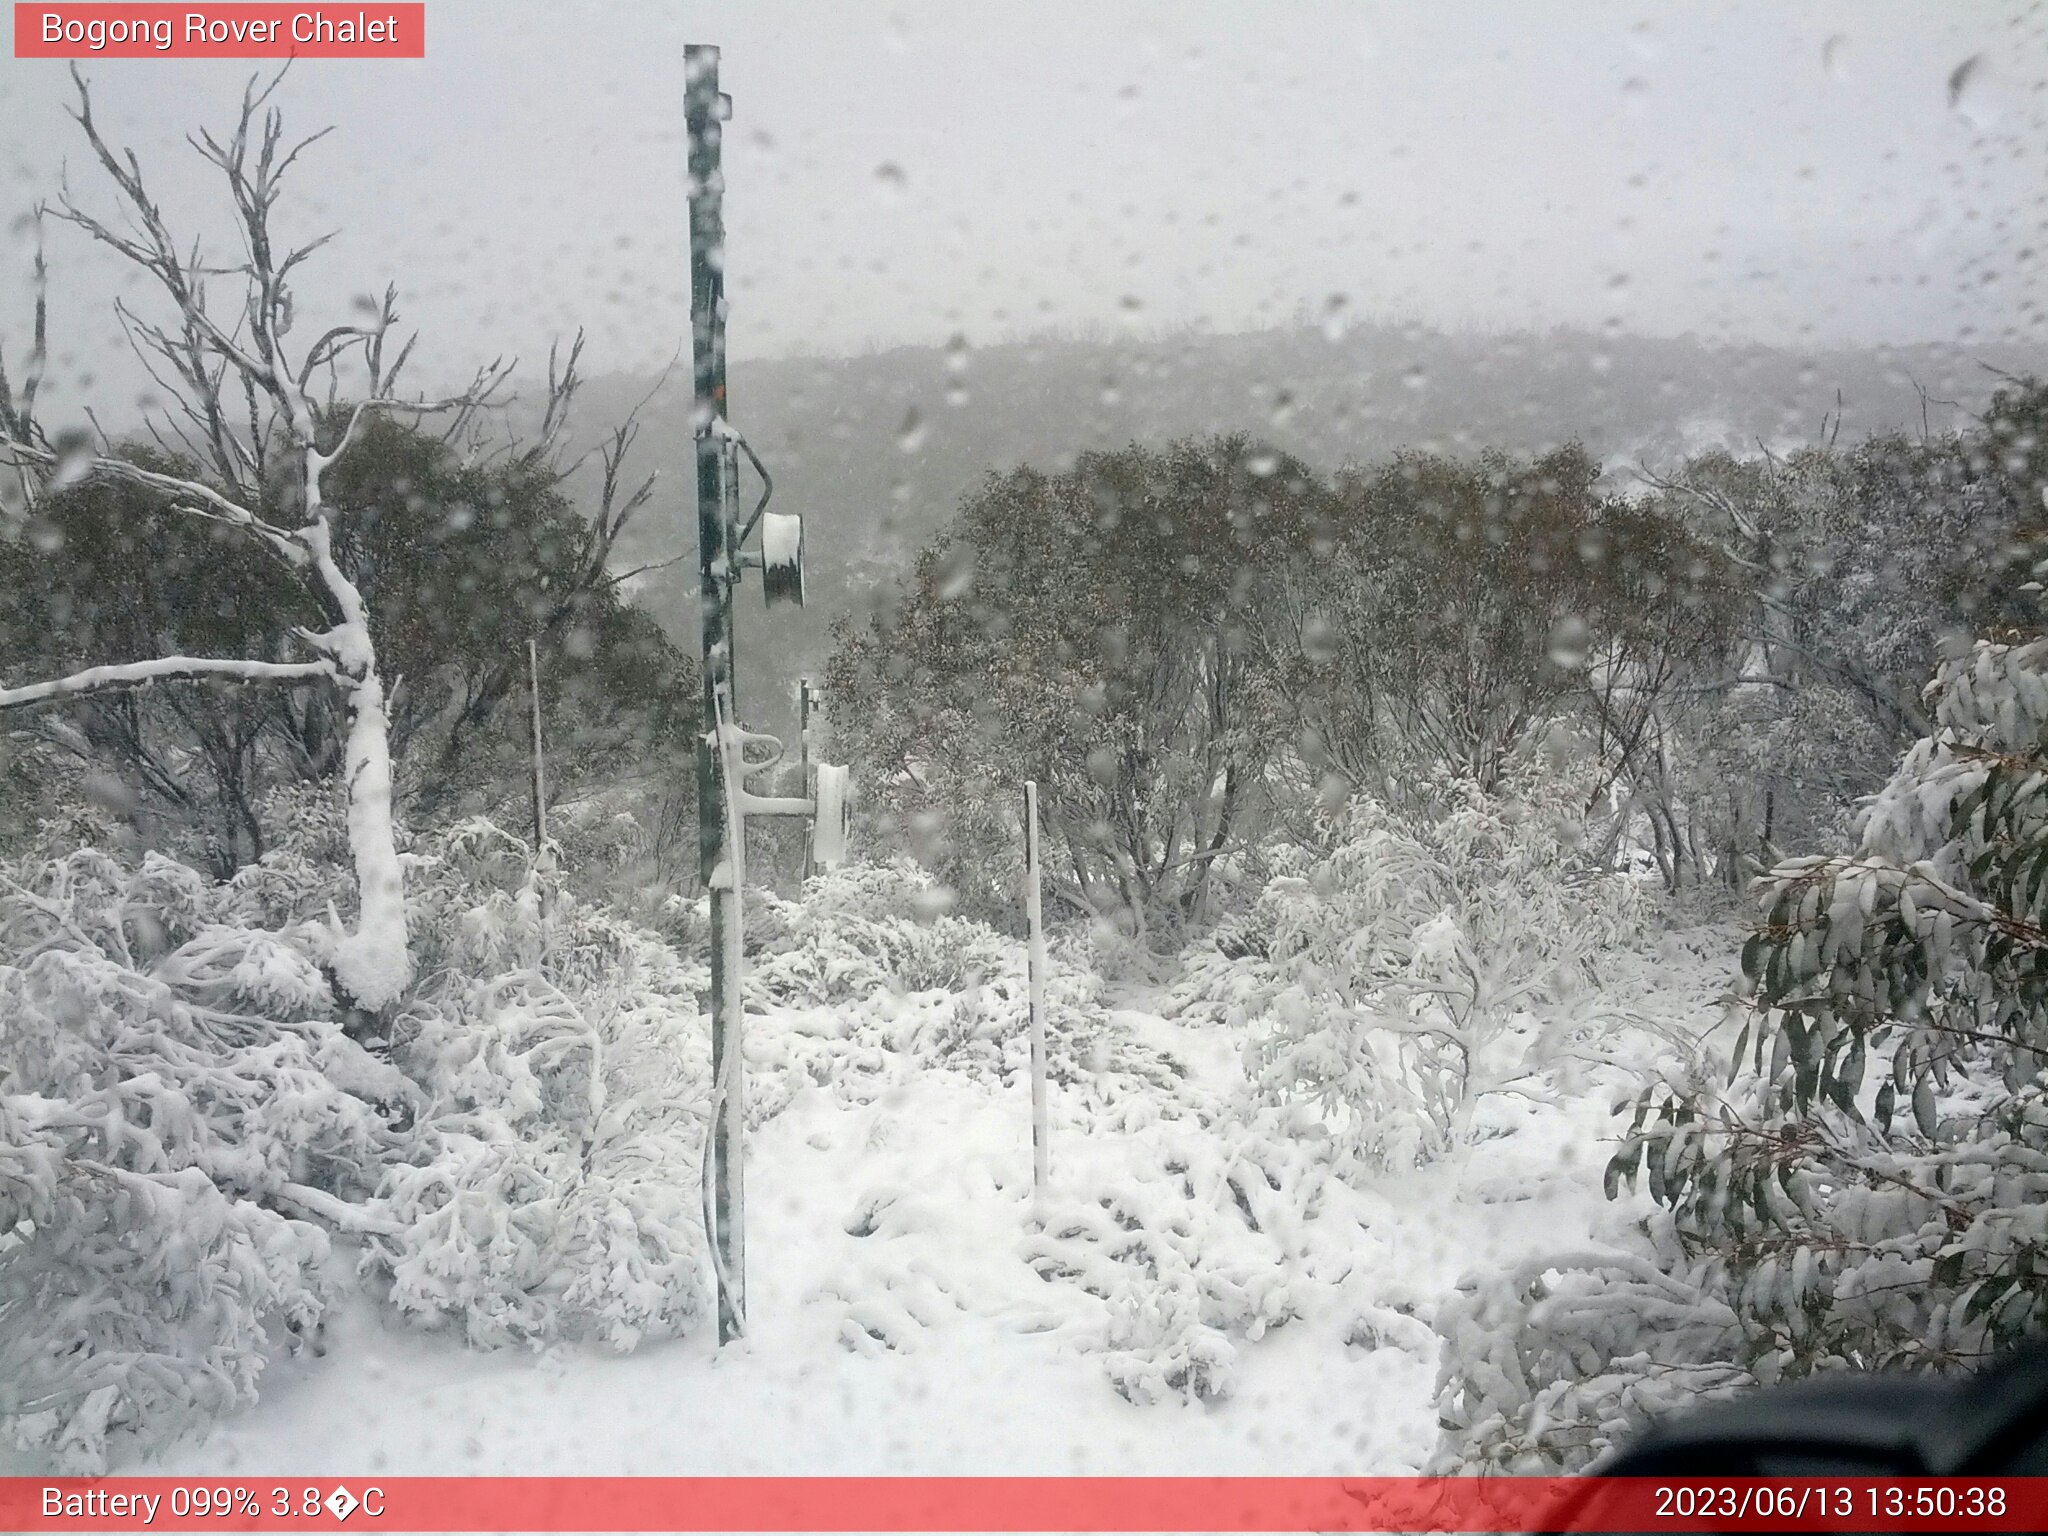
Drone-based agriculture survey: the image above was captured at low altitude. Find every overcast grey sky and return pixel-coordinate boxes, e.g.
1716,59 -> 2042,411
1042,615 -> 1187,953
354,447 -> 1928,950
2,0 -> 2044,407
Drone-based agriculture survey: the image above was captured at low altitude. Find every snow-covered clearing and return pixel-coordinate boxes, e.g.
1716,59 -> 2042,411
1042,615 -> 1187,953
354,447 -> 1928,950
126,933 -> 1729,1479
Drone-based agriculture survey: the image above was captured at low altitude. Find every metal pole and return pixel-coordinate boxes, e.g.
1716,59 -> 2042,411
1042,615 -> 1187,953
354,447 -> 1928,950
799,678 -> 813,772
687,42 -> 745,1343
798,678 -> 813,882
1024,781 -> 1049,1199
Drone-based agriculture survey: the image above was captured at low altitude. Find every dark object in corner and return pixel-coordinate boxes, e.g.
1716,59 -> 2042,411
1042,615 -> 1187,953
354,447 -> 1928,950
1591,1342 -> 2048,1477
1542,1343 -> 2048,1534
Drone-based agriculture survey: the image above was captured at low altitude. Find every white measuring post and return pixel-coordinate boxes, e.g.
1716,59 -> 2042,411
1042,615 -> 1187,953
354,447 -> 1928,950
1023,780 -> 1050,1199
526,638 -> 548,851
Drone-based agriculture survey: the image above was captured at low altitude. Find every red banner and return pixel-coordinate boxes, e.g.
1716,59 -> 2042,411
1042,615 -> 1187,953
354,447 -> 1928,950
4,1476 -> 2047,1532
13,5 -> 424,58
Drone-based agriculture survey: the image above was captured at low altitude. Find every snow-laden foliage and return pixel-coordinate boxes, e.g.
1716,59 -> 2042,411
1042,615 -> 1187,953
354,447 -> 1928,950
0,846 -> 410,1472
1432,630 -> 2048,1472
1021,1106 -> 1342,1405
735,861 -> 1184,1123
1,806 -> 718,1468
799,1036 -> 1430,1410
748,862 -> 1016,1006
1170,776 -> 1649,1167
0,1147 -> 331,1475
346,819 -> 712,1352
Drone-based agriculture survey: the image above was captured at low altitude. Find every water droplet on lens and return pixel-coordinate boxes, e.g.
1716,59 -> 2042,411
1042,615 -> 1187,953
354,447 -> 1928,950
937,544 -> 975,599
910,886 -> 956,921
49,429 -> 95,492
1548,615 -> 1591,669
1301,614 -> 1340,663
1947,54 -> 1984,110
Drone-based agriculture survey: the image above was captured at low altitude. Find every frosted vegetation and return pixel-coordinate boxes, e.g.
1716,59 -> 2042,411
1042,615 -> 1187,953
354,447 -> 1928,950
6,76 -> 2048,1478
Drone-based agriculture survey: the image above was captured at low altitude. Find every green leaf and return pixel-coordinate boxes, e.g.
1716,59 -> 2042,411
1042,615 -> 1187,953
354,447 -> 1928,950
1603,1139 -> 1643,1201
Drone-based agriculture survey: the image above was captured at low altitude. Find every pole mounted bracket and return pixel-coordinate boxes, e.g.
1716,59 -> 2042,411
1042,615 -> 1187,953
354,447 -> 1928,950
711,684 -> 855,878
716,716 -> 815,820
702,418 -> 803,608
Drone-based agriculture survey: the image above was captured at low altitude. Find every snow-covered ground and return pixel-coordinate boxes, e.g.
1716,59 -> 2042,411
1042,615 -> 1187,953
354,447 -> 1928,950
127,935 -> 1728,1481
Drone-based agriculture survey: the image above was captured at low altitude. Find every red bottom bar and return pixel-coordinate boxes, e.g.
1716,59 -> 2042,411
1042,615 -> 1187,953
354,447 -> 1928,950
4,1476 -> 2045,1532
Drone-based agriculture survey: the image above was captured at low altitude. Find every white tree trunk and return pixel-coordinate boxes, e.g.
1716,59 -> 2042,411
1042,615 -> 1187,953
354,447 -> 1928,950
329,657 -> 410,1009
303,465 -> 412,1012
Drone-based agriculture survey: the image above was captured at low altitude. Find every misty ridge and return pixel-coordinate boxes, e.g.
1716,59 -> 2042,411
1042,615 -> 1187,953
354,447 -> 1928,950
567,318 -> 2048,696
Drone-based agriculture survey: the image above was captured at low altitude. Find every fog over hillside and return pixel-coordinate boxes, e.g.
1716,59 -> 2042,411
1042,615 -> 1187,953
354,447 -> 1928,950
574,320 -> 2048,711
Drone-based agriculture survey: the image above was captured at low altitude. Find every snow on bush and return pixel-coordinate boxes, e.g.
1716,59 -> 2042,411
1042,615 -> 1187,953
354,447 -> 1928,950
736,860 -> 1181,1120
359,819 -> 712,1352
731,862 -> 1389,1403
0,1143 -> 332,1475
803,1053 -> 1419,1408
1,801 -> 720,1467
1170,776 -> 1650,1167
1022,1106 -> 1337,1405
1431,630 -> 2048,1472
747,865 -> 1013,1004
0,846 -> 409,1471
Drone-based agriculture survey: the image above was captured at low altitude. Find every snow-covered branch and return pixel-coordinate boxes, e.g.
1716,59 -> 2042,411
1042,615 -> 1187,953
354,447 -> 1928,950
0,434 -> 305,561
0,656 -> 332,711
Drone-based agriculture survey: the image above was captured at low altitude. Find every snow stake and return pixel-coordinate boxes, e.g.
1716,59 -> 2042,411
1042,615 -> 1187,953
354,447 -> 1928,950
687,45 -> 847,1344
526,637 -> 548,854
1024,780 -> 1050,1197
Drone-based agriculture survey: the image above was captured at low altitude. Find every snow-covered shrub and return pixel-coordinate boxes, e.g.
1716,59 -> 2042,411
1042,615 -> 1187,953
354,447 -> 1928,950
746,864 -> 1019,1008
1172,776 -> 1648,1167
1432,630 -> 2048,1472
796,859 -> 950,923
361,819 -> 711,1352
0,1142 -> 331,1474
1024,1112 -> 1327,1404
0,846 -> 410,1471
1,802 -> 719,1474
733,863 -> 1178,1123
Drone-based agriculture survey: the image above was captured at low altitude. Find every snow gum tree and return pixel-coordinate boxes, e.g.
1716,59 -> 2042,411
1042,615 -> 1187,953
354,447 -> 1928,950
1431,594 -> 2048,1471
1174,771 -> 1650,1168
0,70 -> 510,1009
0,411 -> 694,879
829,436 -> 1306,941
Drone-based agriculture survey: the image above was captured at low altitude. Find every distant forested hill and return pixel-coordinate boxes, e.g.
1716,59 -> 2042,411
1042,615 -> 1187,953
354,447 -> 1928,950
569,321 -> 2048,729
